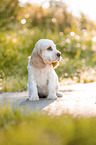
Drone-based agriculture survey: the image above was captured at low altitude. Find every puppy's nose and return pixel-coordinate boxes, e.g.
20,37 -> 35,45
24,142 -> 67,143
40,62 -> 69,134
57,53 -> 61,57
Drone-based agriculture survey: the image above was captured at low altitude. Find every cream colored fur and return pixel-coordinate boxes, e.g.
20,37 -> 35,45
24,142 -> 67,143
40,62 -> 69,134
27,39 -> 62,101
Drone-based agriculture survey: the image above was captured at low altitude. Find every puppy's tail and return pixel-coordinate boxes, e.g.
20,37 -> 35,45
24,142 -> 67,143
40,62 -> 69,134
28,56 -> 31,64
27,56 -> 31,69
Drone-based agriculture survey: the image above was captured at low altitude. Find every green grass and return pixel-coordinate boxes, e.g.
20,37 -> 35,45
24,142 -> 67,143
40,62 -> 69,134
1,75 -> 27,92
0,105 -> 96,145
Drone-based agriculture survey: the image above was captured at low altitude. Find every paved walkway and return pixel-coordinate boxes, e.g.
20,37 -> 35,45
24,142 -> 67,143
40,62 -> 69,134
0,82 -> 96,117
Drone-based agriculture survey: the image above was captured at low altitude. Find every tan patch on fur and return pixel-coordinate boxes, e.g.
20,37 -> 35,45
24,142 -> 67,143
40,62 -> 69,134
52,61 -> 59,68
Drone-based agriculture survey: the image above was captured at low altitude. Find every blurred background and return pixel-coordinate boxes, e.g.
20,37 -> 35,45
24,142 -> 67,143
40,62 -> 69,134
0,0 -> 96,92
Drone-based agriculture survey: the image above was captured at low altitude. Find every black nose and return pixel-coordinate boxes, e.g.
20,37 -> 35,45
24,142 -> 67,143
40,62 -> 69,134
57,53 -> 61,57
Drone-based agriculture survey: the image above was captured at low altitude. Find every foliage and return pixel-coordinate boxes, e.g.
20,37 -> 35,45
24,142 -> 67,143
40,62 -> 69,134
0,105 -> 96,145
0,0 -> 96,92
0,0 -> 19,29
18,2 -> 73,33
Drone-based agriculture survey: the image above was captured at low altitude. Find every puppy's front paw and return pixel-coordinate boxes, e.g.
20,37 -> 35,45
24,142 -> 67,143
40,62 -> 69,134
56,91 -> 63,97
47,95 -> 58,100
29,96 -> 39,101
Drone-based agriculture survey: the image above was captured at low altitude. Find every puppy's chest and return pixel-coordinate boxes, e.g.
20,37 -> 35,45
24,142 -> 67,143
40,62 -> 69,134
34,70 -> 49,87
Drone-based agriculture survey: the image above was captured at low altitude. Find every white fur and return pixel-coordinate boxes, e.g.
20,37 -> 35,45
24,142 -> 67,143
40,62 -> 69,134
27,39 -> 62,101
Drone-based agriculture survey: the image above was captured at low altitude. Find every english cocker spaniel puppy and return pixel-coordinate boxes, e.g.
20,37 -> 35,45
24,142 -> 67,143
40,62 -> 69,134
27,39 -> 62,101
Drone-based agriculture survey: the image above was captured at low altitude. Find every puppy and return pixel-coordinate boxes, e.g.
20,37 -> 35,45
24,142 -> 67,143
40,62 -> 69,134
27,39 -> 62,101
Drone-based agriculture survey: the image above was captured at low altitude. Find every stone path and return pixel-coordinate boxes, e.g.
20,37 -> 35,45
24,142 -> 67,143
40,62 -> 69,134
44,82 -> 96,117
0,82 -> 96,117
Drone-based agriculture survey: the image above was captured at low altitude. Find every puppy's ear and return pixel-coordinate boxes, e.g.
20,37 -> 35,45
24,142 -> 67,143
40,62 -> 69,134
52,61 -> 59,69
30,46 -> 46,68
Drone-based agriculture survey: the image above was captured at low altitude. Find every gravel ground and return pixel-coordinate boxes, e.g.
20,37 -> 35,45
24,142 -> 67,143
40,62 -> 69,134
0,82 -> 96,117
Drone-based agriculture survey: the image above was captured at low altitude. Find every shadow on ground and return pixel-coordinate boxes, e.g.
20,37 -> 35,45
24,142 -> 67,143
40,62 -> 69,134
20,98 -> 54,112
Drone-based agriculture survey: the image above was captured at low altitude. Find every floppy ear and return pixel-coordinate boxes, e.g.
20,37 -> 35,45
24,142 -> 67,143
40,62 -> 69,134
30,46 -> 46,68
52,61 -> 59,69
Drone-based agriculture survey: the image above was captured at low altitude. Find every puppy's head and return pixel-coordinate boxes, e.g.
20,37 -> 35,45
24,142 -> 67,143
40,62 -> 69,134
30,39 -> 61,68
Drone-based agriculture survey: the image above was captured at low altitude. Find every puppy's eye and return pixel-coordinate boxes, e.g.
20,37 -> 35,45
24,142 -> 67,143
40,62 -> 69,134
47,47 -> 52,51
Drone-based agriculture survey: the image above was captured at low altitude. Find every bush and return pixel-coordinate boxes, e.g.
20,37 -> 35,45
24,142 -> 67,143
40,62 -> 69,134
0,28 -> 96,92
